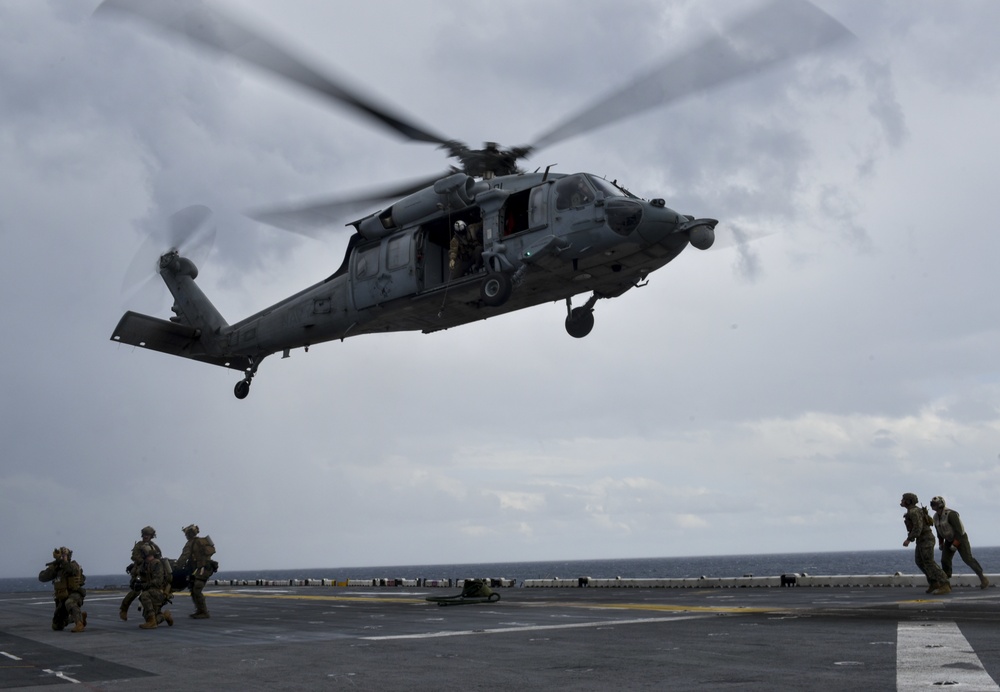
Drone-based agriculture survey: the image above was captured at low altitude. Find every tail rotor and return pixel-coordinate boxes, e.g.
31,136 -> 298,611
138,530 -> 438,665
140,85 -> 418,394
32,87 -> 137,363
121,205 -> 215,310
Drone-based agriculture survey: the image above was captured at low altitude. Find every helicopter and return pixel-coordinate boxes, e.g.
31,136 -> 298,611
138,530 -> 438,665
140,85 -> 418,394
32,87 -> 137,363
103,0 -> 851,399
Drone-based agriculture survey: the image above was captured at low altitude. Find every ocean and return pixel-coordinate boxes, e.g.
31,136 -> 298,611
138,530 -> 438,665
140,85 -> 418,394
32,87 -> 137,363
4,546 -> 999,593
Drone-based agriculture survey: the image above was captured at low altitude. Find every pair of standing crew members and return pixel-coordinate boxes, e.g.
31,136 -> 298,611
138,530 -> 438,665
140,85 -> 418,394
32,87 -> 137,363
900,493 -> 989,594
120,523 -> 216,627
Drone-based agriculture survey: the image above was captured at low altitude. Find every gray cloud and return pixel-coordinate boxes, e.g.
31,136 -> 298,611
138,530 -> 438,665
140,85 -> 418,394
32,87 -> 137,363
2,1 -> 1000,577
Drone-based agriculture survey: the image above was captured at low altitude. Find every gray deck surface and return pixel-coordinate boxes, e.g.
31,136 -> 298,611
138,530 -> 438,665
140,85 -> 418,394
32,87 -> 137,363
2,584 -> 999,690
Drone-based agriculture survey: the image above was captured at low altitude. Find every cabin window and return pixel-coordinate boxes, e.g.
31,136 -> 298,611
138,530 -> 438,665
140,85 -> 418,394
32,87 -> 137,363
554,175 -> 595,210
356,246 -> 379,279
386,234 -> 409,270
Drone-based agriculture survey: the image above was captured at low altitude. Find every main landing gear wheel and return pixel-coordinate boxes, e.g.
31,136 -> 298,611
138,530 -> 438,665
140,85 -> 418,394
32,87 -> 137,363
234,379 -> 251,399
480,272 -> 512,307
565,307 -> 595,338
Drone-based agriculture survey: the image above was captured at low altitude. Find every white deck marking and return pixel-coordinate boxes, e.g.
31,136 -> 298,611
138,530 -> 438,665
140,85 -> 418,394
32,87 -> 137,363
897,621 -> 999,691
42,669 -> 80,684
362,614 -> 710,640
0,651 -> 23,661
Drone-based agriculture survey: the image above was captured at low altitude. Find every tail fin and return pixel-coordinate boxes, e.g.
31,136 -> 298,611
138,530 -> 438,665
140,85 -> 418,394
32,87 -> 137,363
110,252 -> 250,372
158,252 -> 227,335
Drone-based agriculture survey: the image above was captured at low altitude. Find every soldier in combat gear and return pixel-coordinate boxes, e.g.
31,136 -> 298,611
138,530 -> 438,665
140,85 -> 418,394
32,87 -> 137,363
175,524 -> 216,619
901,492 -> 951,595
448,220 -> 483,280
38,547 -> 87,632
930,496 -> 990,589
120,526 -> 162,621
136,545 -> 174,629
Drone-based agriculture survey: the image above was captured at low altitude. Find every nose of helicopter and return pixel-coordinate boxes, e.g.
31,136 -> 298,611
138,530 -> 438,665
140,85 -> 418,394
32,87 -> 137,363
634,201 -> 684,246
633,201 -> 717,251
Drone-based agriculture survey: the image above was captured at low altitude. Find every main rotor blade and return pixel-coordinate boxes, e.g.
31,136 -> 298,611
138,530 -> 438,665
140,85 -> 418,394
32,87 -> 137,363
96,0 -> 451,146
249,172 -> 451,237
529,0 -> 854,152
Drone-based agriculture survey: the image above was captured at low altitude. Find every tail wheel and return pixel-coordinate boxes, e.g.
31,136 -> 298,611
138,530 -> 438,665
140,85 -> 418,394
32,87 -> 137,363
234,379 -> 251,399
480,272 -> 512,307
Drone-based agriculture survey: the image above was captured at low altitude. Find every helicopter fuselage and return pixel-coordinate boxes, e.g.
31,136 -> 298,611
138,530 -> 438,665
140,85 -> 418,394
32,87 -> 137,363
112,170 -> 716,397
101,0 -> 852,398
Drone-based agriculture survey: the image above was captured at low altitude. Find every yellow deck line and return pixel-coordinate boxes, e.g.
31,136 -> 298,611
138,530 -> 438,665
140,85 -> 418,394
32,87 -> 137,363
203,590 -> 776,613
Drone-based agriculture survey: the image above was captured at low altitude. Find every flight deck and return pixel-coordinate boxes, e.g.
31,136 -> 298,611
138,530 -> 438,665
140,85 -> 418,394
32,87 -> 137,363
3,581 -> 1000,690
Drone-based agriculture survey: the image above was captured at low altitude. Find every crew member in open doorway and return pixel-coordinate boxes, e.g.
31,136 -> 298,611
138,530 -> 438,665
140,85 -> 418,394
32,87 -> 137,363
931,496 -> 990,589
448,220 -> 482,280
901,492 -> 950,595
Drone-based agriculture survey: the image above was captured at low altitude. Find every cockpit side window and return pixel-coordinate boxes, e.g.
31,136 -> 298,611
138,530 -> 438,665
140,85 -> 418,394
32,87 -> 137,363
554,175 -> 595,210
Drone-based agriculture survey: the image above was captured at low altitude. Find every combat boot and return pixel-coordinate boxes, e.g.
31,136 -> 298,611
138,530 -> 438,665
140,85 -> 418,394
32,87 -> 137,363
924,584 -> 936,594
162,610 -> 174,626
119,609 -> 128,621
189,610 -> 210,619
981,576 -> 991,589
932,582 -> 952,595
139,614 -> 158,629
71,618 -> 85,633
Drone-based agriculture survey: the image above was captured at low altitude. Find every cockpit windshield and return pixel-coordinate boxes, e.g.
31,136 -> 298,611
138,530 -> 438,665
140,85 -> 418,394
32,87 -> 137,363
587,176 -> 636,199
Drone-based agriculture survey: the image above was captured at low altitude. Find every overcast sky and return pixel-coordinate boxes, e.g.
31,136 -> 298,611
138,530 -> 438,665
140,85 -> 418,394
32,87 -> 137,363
3,1 -> 1000,578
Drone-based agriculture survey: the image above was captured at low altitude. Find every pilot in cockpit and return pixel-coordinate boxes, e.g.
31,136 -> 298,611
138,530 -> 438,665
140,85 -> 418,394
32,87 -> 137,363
555,175 -> 593,210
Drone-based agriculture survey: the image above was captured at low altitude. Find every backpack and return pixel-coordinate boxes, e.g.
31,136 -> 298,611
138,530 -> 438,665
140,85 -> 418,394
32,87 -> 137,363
921,505 -> 933,527
196,536 -> 216,559
160,557 -> 174,595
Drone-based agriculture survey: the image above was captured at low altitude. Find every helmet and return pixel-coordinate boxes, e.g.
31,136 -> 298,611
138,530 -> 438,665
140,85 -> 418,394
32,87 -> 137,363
182,524 -> 199,537
900,492 -> 919,507
141,526 -> 156,538
930,496 -> 946,511
453,220 -> 467,233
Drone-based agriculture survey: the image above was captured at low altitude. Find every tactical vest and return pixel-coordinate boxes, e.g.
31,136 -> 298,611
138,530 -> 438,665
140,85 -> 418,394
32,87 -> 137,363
935,510 -> 955,542
192,536 -> 216,565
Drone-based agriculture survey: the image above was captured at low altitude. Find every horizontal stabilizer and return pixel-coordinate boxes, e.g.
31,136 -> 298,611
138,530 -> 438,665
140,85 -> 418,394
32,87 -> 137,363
110,311 -> 251,372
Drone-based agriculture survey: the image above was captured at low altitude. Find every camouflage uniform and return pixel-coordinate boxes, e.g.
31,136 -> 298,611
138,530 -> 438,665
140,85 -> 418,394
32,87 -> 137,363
38,547 -> 87,632
136,548 -> 173,629
931,496 -> 989,588
448,221 -> 483,279
175,524 -> 216,618
120,526 -> 162,621
901,493 -> 950,594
